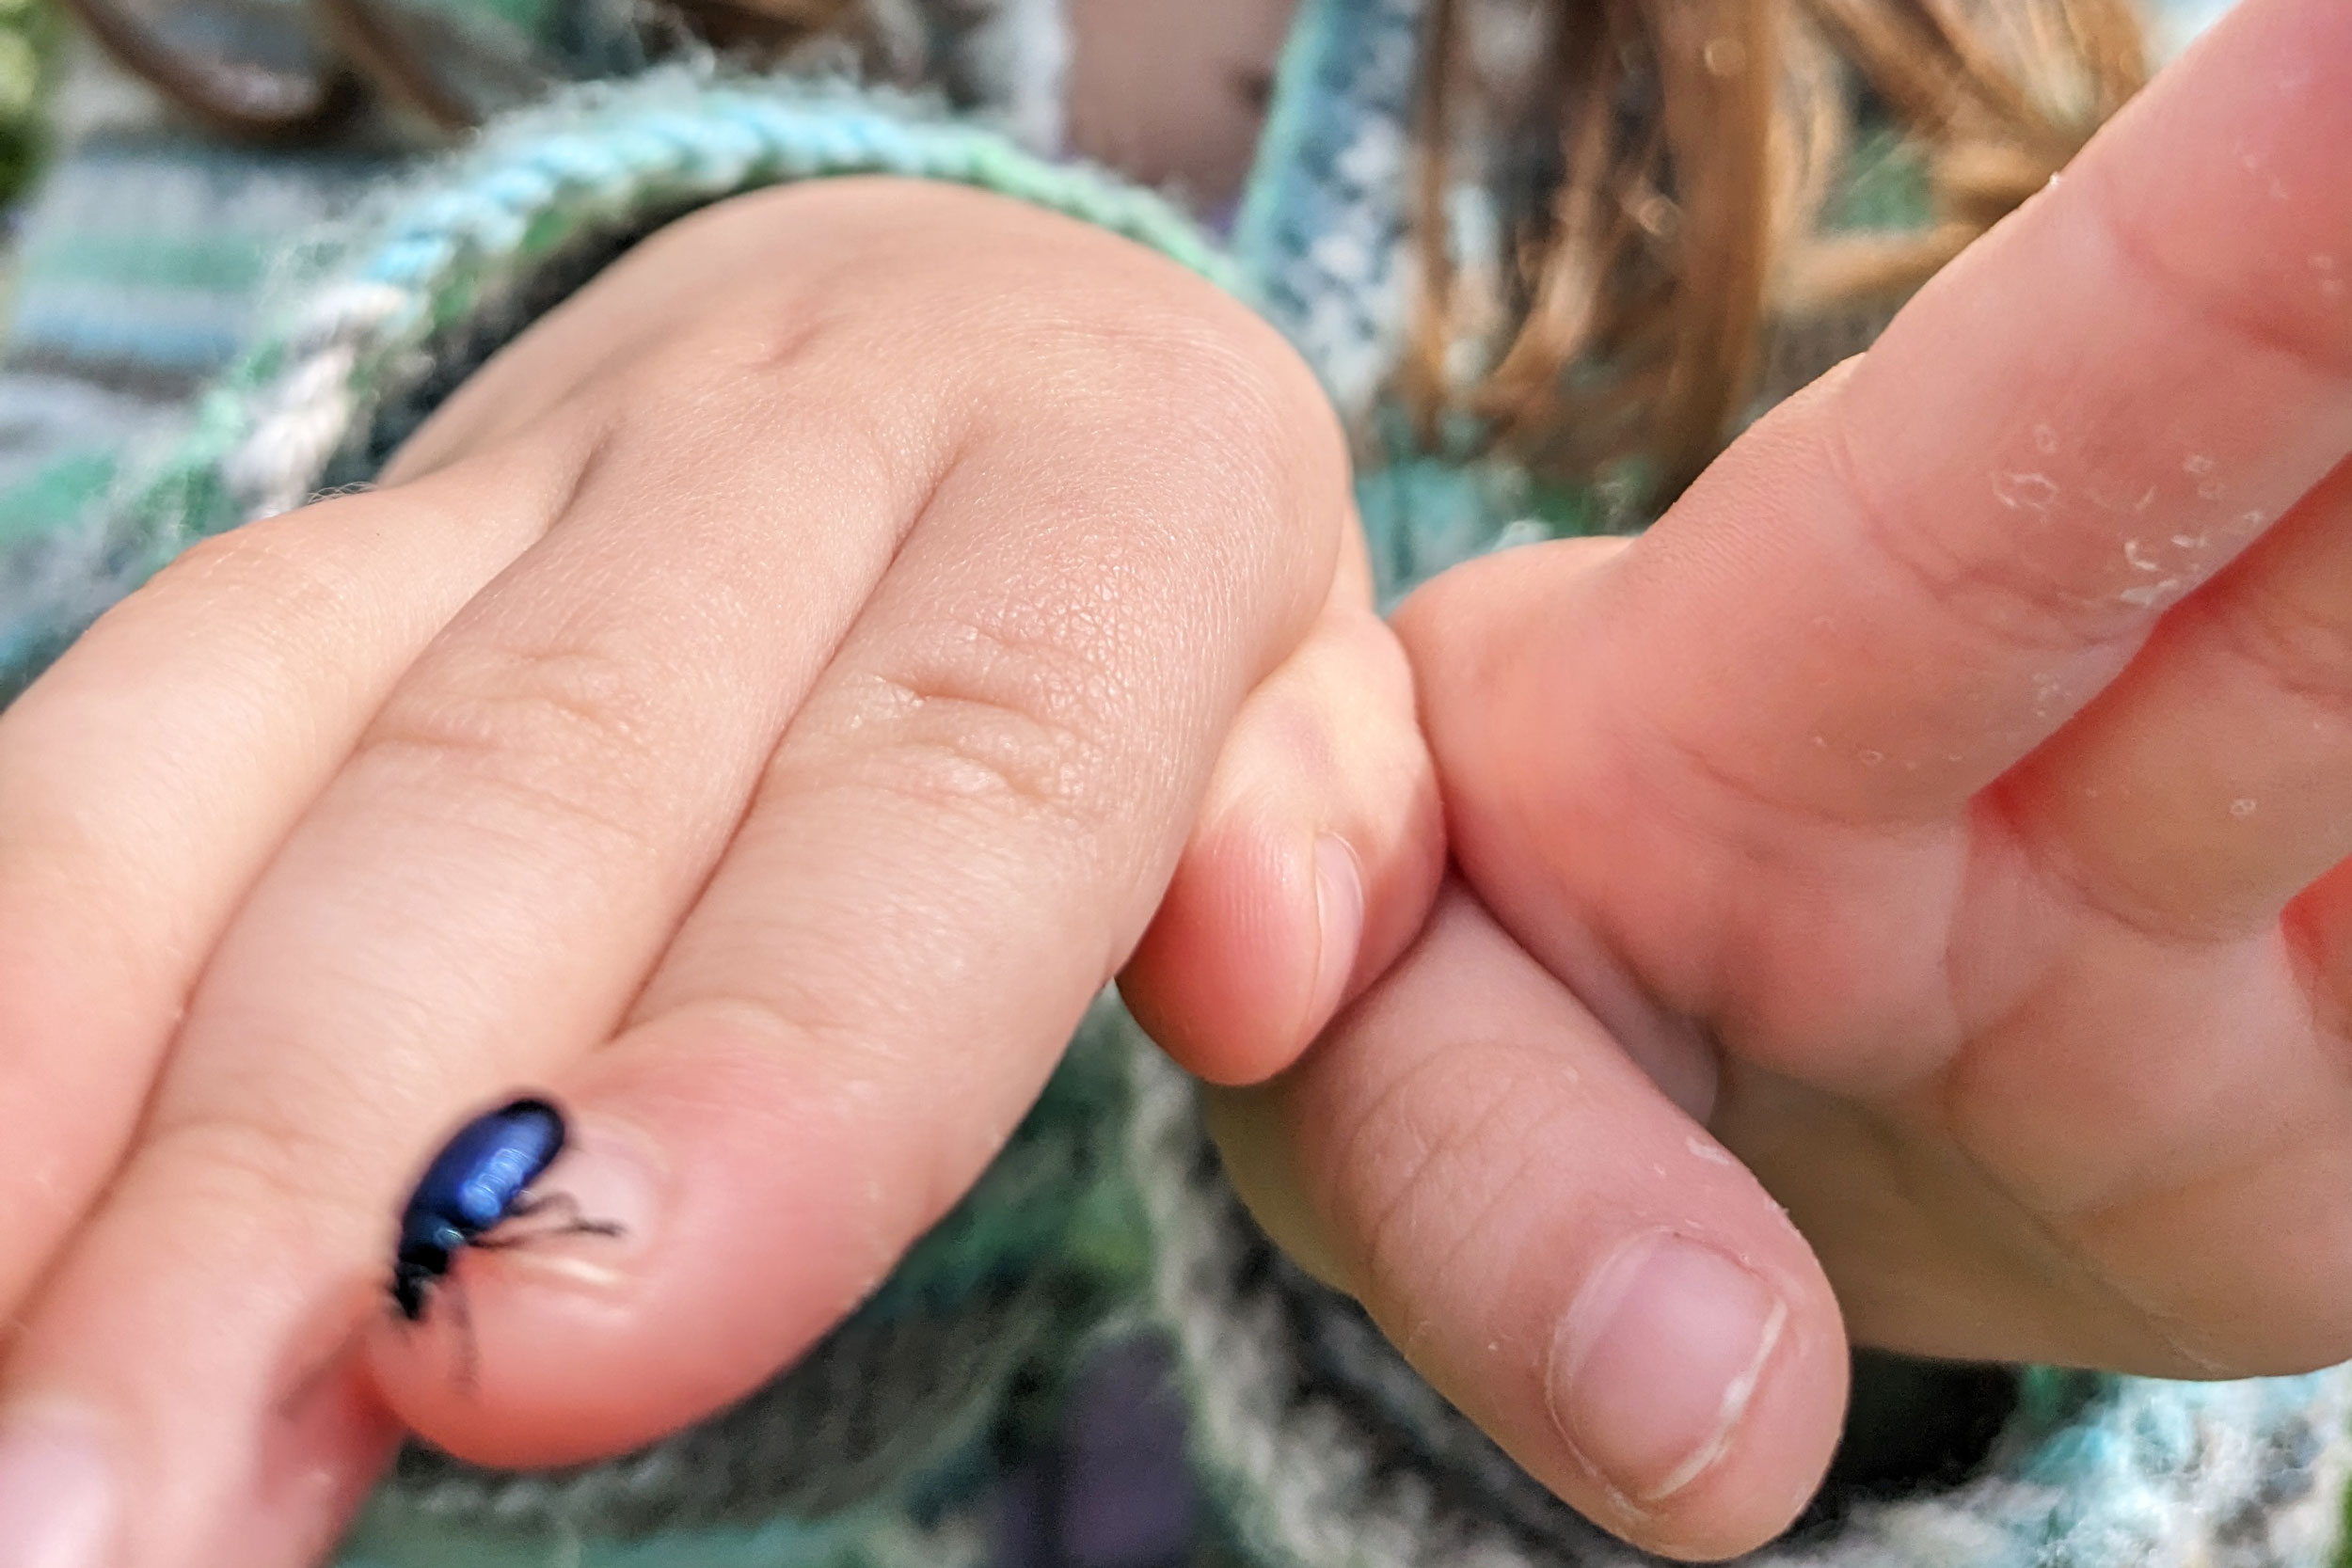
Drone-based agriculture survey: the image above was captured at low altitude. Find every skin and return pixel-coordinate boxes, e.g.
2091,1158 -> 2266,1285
0,0 -> 2343,1564
1218,0 -> 2352,1556
0,183 -> 1440,1567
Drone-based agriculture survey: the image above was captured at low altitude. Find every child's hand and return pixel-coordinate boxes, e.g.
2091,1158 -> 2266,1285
0,180 -> 1441,1567
1212,0 -> 2352,1558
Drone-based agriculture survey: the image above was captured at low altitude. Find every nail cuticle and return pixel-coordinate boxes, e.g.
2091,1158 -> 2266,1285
1546,1230 -> 1788,1507
487,1109 -> 668,1301
1645,1291 -> 1787,1501
546,1112 -> 667,1247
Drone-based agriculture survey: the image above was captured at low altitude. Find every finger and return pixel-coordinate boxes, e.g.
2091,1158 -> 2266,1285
1120,525 -> 1445,1086
1217,885 -> 1847,1560
2008,455 -> 2352,937
0,260 -> 950,1562
0,436 -> 583,1317
1409,0 -> 2352,860
367,302 -> 1346,1466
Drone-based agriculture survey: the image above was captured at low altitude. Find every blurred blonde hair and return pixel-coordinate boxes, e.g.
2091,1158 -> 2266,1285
1406,0 -> 2149,498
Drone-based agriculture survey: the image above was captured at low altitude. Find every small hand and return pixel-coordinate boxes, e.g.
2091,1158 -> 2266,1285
0,180 -> 1440,1566
1214,0 -> 2352,1556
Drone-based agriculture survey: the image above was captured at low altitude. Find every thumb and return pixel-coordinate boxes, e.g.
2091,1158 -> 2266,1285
1216,883 -> 1849,1560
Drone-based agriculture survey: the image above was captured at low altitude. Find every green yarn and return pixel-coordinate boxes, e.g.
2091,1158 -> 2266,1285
0,0 -> 54,207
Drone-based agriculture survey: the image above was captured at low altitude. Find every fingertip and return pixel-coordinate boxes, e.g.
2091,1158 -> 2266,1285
366,1264 -> 657,1469
370,1031 -> 952,1471
1123,812 -> 1332,1086
1453,1159 -> 1851,1562
364,1086 -> 792,1469
363,1223 -> 655,1468
1282,885 -> 1849,1560
1559,1230 -> 1850,1560
1127,602 -> 1444,1085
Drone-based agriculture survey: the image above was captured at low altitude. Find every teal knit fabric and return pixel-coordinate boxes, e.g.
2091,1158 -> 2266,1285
2,2 -> 2347,1565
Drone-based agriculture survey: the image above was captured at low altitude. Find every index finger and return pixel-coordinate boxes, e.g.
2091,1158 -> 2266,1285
1411,0 -> 2351,832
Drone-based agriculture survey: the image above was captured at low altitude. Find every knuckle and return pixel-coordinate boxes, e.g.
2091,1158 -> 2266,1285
1118,317 -> 1333,483
680,293 -> 866,388
1011,293 -> 1344,544
131,502 -> 372,634
633,307 -> 932,510
1387,567 -> 1478,677
1823,418 -> 2136,654
1332,1039 -> 1568,1308
139,1099 -> 371,1236
2200,578 -> 2352,718
1079,309 -> 1290,427
847,613 -> 1124,829
2084,163 -> 2352,390
359,634 -> 667,850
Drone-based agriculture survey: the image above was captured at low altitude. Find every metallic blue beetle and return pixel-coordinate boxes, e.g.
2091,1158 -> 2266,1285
392,1096 -> 619,1323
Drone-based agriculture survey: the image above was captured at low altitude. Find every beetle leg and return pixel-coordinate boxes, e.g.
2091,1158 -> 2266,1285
498,1189 -> 626,1240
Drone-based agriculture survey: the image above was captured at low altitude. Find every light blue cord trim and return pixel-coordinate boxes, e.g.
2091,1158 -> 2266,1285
354,93 -> 1240,322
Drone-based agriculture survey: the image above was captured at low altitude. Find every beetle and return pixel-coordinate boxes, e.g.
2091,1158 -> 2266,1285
392,1095 -> 622,1325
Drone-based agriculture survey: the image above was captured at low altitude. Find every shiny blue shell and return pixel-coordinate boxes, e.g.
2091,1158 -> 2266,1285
391,1096 -> 565,1321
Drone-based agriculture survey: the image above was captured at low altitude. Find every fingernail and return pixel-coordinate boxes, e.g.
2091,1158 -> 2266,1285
1547,1233 -> 1787,1507
506,1113 -> 667,1290
1308,834 -> 1366,1032
0,1412 -> 116,1568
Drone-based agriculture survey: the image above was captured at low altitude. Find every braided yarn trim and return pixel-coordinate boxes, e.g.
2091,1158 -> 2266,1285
337,1493 -> 997,1568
